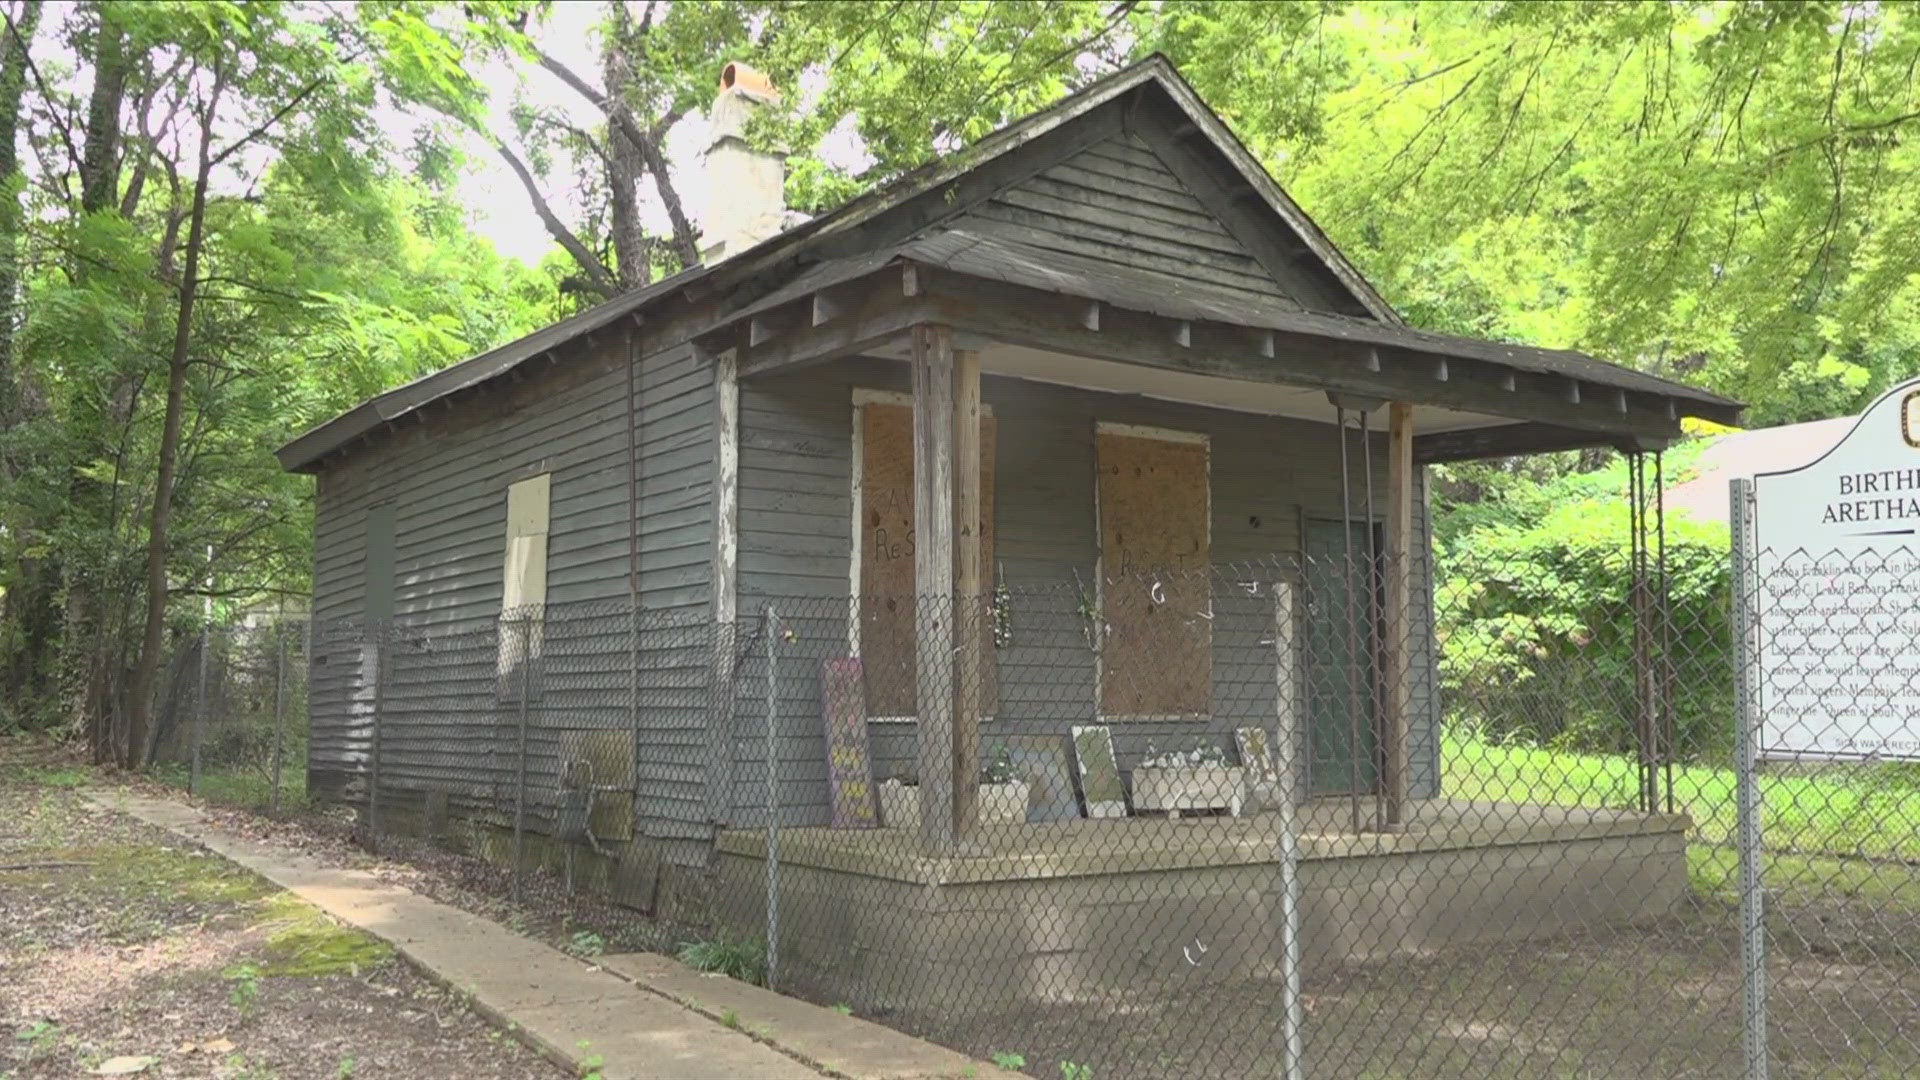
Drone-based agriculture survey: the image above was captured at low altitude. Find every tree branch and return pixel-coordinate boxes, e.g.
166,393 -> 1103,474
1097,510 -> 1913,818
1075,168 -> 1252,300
3,5 -> 81,190
207,68 -> 336,169
493,138 -> 617,297
536,49 -> 700,267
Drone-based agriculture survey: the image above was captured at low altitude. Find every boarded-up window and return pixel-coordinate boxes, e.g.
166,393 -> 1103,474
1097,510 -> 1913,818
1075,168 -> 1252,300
856,399 -> 996,717
498,473 -> 550,687
1097,425 -> 1210,716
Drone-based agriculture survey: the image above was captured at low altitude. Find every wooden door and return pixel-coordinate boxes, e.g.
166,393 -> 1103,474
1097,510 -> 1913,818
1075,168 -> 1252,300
1305,519 -> 1381,796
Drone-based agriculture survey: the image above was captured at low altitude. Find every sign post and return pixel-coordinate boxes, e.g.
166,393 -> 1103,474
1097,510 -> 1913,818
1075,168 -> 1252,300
1730,477 -> 1767,1080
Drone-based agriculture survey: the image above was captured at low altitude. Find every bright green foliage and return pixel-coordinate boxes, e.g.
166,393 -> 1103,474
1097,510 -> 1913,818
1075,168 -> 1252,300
0,1 -> 555,739
1143,1 -> 1920,425
1433,445 -> 1733,759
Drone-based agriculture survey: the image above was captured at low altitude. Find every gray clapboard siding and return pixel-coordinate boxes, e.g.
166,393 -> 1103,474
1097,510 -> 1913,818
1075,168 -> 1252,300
950,134 -> 1310,310
307,340 -> 719,845
727,355 -> 1440,826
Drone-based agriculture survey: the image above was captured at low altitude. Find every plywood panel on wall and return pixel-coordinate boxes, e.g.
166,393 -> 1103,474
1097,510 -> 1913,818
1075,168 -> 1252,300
858,402 -> 996,716
1097,428 -> 1210,716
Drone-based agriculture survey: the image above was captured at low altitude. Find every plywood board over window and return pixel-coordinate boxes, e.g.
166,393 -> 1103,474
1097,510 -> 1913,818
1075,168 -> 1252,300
852,392 -> 996,719
1096,424 -> 1210,718
498,472 -> 550,689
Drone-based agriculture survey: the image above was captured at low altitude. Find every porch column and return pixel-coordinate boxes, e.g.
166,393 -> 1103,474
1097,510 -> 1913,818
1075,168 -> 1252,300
1383,401 -> 1415,826
951,347 -> 984,844
912,324 -> 957,850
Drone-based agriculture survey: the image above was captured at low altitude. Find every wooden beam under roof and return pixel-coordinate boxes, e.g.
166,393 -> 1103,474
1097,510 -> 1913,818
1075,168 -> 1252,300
916,268 -> 1693,443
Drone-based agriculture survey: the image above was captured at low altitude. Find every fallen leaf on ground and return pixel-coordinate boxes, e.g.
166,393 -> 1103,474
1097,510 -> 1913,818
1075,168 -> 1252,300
92,1056 -> 159,1075
200,1037 -> 235,1053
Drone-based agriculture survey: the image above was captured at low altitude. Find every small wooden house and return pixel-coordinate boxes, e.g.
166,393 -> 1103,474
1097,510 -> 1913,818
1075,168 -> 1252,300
280,58 -> 1735,961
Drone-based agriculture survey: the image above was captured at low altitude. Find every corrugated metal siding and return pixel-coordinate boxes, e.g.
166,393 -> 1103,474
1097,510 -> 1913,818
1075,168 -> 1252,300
306,341 -> 716,847
728,357 -> 1443,827
954,134 -> 1310,309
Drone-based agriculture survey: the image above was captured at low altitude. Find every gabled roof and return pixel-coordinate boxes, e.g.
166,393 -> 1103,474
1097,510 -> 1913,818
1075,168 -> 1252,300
278,55 -> 1735,473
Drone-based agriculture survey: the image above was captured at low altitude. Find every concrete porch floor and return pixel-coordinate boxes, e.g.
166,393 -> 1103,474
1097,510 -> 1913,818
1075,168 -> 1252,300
711,797 -> 1693,1014
715,798 -> 1692,885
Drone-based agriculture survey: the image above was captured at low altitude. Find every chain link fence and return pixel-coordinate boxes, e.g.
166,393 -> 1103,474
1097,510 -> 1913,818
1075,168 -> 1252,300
146,546 -> 1920,1078
148,613 -> 309,815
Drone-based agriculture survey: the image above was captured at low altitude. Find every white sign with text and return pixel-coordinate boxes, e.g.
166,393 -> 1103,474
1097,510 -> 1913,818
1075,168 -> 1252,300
1749,377 -> 1920,760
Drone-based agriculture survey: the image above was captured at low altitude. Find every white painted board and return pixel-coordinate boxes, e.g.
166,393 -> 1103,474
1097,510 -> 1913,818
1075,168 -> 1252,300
1749,377 -> 1920,759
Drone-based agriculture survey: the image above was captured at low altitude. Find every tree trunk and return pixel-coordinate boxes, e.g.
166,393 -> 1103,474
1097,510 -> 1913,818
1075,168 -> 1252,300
121,79 -> 219,769
61,0 -> 134,752
78,1 -> 126,215
602,7 -> 649,288
0,1 -> 51,720
0,0 -> 43,431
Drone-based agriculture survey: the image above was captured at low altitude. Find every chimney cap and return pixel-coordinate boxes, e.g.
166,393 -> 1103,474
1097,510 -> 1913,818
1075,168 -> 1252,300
719,61 -> 779,102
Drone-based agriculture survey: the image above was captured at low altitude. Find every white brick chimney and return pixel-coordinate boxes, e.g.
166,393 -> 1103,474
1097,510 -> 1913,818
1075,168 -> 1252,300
701,62 -> 786,263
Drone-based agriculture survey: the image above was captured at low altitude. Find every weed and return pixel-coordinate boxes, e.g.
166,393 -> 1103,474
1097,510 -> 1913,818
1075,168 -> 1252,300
991,1050 -> 1028,1069
566,929 -> 607,958
14,1019 -> 59,1062
721,1009 -> 742,1030
335,1057 -> 357,1077
830,1003 -> 853,1016
17,764 -> 89,788
676,933 -> 769,985
224,1050 -> 277,1079
226,962 -> 264,1017
1059,1062 -> 1093,1080
608,924 -> 658,951
576,1039 -> 604,1080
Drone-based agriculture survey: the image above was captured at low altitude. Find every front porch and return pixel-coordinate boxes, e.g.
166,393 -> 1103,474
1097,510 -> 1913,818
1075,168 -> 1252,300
713,798 -> 1691,1015
704,221 -> 1733,849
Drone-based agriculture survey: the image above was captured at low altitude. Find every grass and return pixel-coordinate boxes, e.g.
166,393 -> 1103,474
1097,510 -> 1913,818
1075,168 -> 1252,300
676,933 -> 769,986
256,892 -> 394,976
1445,728 -> 1920,909
149,760 -> 311,812
1444,729 -> 1920,863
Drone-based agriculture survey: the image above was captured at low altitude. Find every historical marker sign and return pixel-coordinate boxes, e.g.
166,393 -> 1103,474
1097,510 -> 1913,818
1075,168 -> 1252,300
1749,376 -> 1920,760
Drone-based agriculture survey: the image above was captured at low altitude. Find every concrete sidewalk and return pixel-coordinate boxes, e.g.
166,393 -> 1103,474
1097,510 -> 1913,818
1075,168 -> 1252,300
88,789 -> 1017,1080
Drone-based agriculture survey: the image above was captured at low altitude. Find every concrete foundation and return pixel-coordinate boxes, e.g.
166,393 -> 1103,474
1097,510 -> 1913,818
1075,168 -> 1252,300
713,800 -> 1691,1016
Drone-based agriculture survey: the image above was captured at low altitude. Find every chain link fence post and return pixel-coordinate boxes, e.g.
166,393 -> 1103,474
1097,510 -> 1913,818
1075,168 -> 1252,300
190,618 -> 209,797
270,621 -> 288,815
513,614 -> 533,904
369,626 -> 386,846
764,602 -> 782,993
1730,477 -> 1769,1080
1272,579 -> 1304,1080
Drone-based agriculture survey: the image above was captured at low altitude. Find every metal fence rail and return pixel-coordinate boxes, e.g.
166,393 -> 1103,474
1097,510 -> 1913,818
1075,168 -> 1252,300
145,547 -> 1920,1078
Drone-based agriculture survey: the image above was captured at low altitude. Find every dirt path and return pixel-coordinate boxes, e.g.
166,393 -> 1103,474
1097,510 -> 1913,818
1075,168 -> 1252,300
0,741 -> 567,1079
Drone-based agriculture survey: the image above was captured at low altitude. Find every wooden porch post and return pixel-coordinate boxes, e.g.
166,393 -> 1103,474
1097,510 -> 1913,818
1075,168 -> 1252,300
912,325 -> 957,851
952,348 -> 984,844
1383,402 -> 1415,826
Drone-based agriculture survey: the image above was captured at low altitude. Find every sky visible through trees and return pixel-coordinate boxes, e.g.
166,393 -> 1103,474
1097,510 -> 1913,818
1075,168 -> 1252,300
1,1 -> 1917,761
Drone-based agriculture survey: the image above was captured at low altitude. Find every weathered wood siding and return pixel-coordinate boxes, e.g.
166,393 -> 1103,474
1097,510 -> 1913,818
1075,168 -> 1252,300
955,133 -> 1320,310
727,356 -> 1441,827
307,340 -> 717,856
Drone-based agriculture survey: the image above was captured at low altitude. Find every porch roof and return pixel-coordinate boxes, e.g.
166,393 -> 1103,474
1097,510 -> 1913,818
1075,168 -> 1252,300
707,228 -> 1740,455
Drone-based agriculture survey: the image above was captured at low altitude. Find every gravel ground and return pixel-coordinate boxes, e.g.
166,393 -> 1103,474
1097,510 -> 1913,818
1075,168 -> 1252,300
46,739 -> 1920,1079
0,738 -> 567,1080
